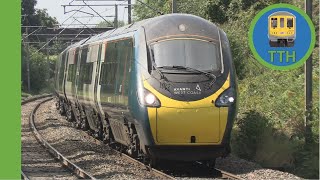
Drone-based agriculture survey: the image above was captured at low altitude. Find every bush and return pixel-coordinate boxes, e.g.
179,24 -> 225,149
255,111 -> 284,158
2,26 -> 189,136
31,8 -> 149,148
232,111 -> 273,159
21,46 -> 56,94
293,142 -> 319,179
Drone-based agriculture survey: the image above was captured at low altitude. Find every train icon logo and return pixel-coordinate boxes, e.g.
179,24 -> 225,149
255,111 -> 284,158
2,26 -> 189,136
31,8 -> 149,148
268,11 -> 296,47
249,4 -> 315,70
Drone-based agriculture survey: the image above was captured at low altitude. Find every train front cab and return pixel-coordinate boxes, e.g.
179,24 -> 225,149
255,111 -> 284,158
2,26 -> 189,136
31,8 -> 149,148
268,11 -> 296,47
133,16 -> 238,161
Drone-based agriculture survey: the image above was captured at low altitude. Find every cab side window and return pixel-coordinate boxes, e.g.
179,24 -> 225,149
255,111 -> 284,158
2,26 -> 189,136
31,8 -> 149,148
287,18 -> 293,28
271,18 -> 277,28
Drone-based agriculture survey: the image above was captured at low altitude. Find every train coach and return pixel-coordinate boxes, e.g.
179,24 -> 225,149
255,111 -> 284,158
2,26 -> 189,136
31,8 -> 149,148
54,14 -> 238,166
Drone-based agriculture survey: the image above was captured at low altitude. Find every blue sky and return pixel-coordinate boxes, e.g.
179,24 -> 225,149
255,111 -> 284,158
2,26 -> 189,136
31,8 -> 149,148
35,0 -> 135,27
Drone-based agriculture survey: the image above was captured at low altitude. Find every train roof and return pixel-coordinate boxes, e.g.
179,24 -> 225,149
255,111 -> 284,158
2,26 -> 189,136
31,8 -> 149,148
269,11 -> 295,17
142,14 -> 220,42
64,14 -> 221,50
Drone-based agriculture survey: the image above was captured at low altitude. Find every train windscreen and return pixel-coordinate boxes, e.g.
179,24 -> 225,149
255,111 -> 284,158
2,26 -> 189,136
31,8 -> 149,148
287,18 -> 293,28
271,18 -> 277,28
151,39 -> 221,72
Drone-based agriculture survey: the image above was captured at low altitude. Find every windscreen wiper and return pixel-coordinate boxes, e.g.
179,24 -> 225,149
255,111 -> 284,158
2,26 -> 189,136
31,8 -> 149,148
161,66 -> 217,89
152,61 -> 166,80
161,66 -> 217,81
149,49 -> 166,80
148,49 -> 174,95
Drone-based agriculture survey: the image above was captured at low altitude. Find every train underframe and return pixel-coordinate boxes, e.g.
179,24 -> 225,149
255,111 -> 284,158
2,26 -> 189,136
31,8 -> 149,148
55,95 -> 225,167
269,38 -> 295,47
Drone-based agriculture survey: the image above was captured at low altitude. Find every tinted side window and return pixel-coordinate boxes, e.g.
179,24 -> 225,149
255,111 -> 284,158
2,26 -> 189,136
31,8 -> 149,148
79,48 -> 88,84
120,39 -> 133,97
81,63 -> 93,84
100,42 -> 118,85
67,64 -> 75,82
271,18 -> 277,28
287,18 -> 293,28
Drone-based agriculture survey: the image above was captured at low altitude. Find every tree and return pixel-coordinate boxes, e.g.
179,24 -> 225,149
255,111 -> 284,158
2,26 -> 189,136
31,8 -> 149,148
133,0 -> 171,21
21,47 -> 51,93
96,20 -> 125,28
34,9 -> 58,27
21,0 -> 58,28
21,0 -> 38,26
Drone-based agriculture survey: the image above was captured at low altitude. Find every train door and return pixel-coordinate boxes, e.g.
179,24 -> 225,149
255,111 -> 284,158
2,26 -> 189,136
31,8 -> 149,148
93,43 -> 103,112
62,51 -> 69,99
56,52 -> 66,97
65,48 -> 77,102
54,54 -> 60,94
78,44 -> 101,131
72,48 -> 80,103
96,42 -> 106,118
99,41 -> 117,109
76,46 -> 89,106
114,39 -> 133,111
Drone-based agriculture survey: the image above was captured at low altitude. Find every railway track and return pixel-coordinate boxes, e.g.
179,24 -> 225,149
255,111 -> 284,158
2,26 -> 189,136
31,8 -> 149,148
22,95 -> 243,179
216,168 -> 245,180
79,132 -> 176,179
21,95 -> 95,180
79,121 -> 243,180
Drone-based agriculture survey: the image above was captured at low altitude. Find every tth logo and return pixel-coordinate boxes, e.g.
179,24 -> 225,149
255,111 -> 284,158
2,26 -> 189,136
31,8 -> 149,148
249,4 -> 315,70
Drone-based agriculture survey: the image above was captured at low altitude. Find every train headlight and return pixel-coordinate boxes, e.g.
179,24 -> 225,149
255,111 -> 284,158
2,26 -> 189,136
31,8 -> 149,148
145,93 -> 156,105
137,88 -> 161,107
215,88 -> 236,107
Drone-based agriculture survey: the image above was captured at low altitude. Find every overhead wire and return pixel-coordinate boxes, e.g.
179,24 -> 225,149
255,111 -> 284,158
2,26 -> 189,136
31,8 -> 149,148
82,0 -> 113,26
136,0 -> 164,15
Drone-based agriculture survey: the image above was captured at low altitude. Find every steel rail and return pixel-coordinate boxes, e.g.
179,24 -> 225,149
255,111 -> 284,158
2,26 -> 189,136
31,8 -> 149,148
28,97 -> 97,179
120,153 -> 176,179
195,161 -> 243,179
22,95 -> 239,180
215,168 -> 245,180
21,94 -> 52,105
21,171 -> 29,180
21,94 -> 53,179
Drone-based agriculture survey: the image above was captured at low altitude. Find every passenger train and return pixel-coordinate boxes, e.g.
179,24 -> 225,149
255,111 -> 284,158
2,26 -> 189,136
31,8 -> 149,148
268,11 -> 296,47
54,14 -> 238,166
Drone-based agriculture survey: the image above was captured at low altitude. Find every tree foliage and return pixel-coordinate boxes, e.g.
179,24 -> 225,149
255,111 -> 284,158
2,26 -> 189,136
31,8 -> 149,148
96,20 -> 125,28
34,9 -> 58,27
21,47 -> 55,93
21,0 -> 58,28
21,0 -> 59,93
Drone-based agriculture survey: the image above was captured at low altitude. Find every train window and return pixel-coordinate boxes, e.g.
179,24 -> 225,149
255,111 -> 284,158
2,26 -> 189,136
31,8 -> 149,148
271,18 -> 277,28
89,45 -> 99,62
67,64 -> 74,82
115,39 -> 133,105
99,38 -> 133,105
105,42 -> 117,62
100,42 -> 118,85
80,48 -> 88,63
99,63 -> 107,85
151,39 -> 221,72
287,18 -> 293,28
59,53 -> 66,83
80,63 -> 93,84
280,18 -> 284,28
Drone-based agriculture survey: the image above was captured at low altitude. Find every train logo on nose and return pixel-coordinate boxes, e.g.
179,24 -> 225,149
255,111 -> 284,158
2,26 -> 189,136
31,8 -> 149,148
196,84 -> 201,91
